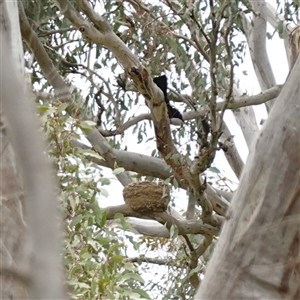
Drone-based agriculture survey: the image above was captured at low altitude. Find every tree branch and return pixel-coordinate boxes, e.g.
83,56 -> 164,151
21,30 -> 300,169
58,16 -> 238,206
125,255 -> 182,267
248,0 -> 277,112
74,137 -> 230,216
53,0 -> 191,188
86,128 -> 133,186
104,204 -> 220,236
99,85 -> 282,137
18,1 -> 72,103
219,123 -> 244,179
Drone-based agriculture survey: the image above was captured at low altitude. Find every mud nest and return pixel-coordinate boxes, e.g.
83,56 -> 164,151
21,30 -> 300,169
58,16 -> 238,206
123,181 -> 170,213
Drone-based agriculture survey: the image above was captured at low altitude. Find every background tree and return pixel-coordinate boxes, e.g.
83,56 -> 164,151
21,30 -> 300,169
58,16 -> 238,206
1,0 -> 299,299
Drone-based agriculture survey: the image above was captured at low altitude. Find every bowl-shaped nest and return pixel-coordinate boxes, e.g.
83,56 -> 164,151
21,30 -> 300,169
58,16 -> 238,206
123,181 -> 170,213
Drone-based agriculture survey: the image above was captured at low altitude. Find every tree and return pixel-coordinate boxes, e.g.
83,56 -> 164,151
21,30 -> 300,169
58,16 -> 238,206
0,1 -> 67,299
0,0 -> 299,299
196,51 -> 300,299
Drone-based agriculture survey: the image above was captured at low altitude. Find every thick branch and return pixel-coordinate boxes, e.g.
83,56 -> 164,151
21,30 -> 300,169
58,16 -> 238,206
125,207 -> 185,238
222,85 -> 282,110
86,128 -> 133,186
231,85 -> 260,149
18,1 -> 72,103
248,0 -> 277,111
104,204 -> 219,236
220,123 -> 244,179
184,84 -> 282,121
73,139 -> 230,216
126,219 -> 171,238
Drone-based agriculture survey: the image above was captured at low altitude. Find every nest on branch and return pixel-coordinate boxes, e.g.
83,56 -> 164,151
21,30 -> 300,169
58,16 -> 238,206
123,181 -> 170,213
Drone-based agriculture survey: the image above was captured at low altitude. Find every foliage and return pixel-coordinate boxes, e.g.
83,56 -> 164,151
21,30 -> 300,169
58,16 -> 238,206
19,0 -> 296,298
40,103 -> 198,299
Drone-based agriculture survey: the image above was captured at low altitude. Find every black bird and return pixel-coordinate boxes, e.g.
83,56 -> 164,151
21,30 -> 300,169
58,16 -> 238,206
153,75 -> 184,125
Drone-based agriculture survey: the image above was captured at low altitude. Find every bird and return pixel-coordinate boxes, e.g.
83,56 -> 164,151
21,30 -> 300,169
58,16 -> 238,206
153,75 -> 184,125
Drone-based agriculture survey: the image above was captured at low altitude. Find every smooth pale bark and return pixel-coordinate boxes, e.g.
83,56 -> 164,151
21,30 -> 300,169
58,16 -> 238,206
104,204 -> 219,236
0,1 -> 67,299
220,123 -> 244,179
233,106 -> 259,148
0,2 -> 30,298
195,55 -> 300,299
0,120 -> 29,298
86,128 -> 133,186
232,85 -> 260,149
249,0 -> 277,112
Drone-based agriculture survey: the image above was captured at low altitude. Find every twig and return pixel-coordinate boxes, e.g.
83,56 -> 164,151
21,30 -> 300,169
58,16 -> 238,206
38,26 -> 76,37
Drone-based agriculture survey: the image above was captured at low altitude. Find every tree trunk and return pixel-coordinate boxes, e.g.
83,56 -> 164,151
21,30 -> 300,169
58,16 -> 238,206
0,118 -> 29,299
195,56 -> 300,299
0,1 -> 67,298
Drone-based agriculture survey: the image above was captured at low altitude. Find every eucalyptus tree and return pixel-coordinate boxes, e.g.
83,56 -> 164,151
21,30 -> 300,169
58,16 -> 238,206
1,0 -> 299,299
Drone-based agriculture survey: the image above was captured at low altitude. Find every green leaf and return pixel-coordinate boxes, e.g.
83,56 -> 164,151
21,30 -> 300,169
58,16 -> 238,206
100,210 -> 107,227
70,265 -> 82,276
277,21 -> 284,37
69,195 -> 76,211
91,278 -> 97,293
81,149 -> 104,160
95,235 -> 111,245
124,262 -> 135,271
70,214 -> 83,228
99,187 -> 108,197
100,177 -> 110,185
132,288 -> 151,299
209,166 -> 221,173
167,38 -> 178,52
165,152 -> 172,160
37,105 -> 50,113
79,121 -> 94,132
57,103 -> 69,112
171,153 -> 180,163
114,213 -> 127,229
266,32 -> 272,40
111,255 -> 124,263
75,282 -> 90,289
113,167 -> 125,175
119,272 -> 145,284
169,224 -> 178,239
173,177 -> 178,189
80,252 -> 92,260
108,242 -> 124,254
